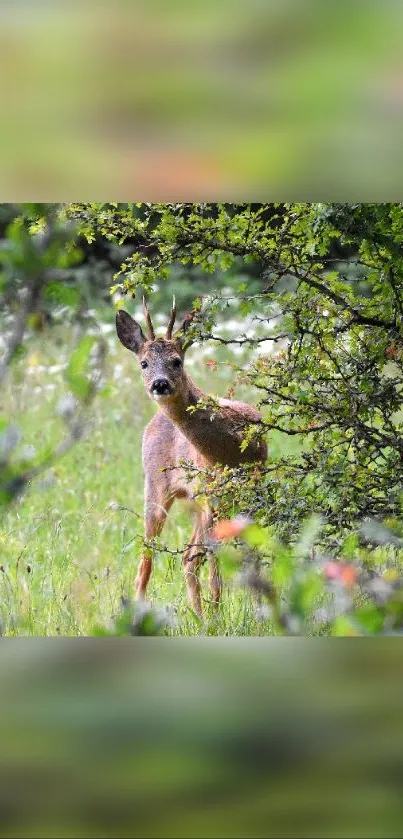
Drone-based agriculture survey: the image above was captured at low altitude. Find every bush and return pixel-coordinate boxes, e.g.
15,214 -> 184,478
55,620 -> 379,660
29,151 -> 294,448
68,202 -> 403,538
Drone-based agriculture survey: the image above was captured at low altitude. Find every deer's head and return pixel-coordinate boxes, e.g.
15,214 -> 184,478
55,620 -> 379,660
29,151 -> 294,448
116,298 -> 196,402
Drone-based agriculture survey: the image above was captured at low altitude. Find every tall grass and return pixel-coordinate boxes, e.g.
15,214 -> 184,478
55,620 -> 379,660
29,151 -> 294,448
1,314 -> 288,636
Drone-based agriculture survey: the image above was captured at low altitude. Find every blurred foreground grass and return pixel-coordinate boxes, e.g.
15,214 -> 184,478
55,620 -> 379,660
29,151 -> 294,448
1,309 -> 293,636
1,640 -> 403,838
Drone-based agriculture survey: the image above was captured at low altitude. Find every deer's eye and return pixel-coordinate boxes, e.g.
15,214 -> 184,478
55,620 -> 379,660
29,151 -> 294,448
140,360 -> 148,369
172,357 -> 182,368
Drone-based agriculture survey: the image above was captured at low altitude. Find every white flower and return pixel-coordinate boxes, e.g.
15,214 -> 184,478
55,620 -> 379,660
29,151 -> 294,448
0,424 -> 20,457
21,445 -> 36,461
57,392 -> 77,420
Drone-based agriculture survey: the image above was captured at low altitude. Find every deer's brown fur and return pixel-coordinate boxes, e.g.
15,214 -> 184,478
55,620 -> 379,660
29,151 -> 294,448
116,300 -> 267,617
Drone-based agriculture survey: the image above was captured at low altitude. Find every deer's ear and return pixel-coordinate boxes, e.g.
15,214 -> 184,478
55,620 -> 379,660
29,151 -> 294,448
116,310 -> 146,354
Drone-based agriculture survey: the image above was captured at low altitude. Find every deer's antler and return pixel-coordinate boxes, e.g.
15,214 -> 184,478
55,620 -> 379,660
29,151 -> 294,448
174,297 -> 202,345
166,296 -> 176,339
143,296 -> 155,340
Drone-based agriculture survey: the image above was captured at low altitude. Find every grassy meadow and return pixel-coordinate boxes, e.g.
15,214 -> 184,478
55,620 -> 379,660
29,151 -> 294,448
1,306 -> 291,636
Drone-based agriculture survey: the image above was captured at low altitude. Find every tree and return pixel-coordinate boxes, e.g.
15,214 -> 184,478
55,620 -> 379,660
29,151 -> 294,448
0,204 -> 106,510
67,202 -> 403,540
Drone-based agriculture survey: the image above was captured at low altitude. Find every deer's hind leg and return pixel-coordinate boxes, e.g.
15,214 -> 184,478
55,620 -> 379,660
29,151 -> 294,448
183,507 -> 221,617
204,508 -> 222,607
183,516 -> 205,618
208,555 -> 222,607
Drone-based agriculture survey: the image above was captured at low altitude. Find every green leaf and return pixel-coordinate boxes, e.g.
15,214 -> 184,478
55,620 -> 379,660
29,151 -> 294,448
294,515 -> 322,559
331,616 -> 362,637
217,545 -> 242,579
44,282 -> 81,308
243,524 -> 270,549
354,605 -> 384,634
342,533 -> 359,560
272,547 -> 294,587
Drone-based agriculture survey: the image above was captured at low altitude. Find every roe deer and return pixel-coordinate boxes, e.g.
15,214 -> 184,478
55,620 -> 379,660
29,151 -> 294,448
116,298 -> 267,617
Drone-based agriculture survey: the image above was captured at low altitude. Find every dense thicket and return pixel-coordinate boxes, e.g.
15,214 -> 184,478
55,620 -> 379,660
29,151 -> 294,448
66,202 -> 403,538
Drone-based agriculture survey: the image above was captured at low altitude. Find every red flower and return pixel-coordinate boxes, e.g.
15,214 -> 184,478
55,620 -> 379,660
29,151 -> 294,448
211,517 -> 250,541
324,561 -> 358,586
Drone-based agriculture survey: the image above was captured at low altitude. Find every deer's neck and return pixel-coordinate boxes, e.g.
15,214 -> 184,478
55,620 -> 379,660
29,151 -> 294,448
157,373 -> 250,466
160,374 -> 204,426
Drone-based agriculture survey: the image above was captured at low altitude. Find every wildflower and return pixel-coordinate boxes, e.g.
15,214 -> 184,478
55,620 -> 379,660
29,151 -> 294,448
211,516 -> 251,541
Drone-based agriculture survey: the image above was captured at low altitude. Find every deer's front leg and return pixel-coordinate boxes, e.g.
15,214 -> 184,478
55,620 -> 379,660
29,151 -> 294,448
136,496 -> 171,601
135,547 -> 153,600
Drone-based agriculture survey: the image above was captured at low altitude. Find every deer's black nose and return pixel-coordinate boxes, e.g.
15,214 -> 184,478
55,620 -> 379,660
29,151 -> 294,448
151,378 -> 172,395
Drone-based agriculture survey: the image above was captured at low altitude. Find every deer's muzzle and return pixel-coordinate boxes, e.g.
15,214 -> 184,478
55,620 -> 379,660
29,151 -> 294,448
151,378 -> 172,397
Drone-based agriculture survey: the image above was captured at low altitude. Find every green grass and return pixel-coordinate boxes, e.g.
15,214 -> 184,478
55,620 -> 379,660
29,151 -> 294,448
1,319 -> 287,636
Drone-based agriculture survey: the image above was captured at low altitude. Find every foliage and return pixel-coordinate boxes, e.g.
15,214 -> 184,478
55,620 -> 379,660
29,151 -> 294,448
93,597 -> 171,636
0,204 -> 84,321
213,514 -> 403,637
0,204 -> 106,512
67,202 -> 403,539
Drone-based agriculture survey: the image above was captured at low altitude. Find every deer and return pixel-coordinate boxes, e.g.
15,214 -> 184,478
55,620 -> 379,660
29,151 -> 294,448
116,298 -> 267,618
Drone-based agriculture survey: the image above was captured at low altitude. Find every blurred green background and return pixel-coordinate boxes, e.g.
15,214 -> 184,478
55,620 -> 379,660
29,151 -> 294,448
1,1 -> 403,198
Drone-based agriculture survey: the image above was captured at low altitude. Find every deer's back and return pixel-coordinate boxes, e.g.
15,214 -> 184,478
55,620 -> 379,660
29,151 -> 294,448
174,396 -> 267,467
143,395 -> 266,479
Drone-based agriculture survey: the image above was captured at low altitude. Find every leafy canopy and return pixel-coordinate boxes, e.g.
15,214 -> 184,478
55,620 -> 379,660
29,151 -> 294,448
67,202 -> 403,537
